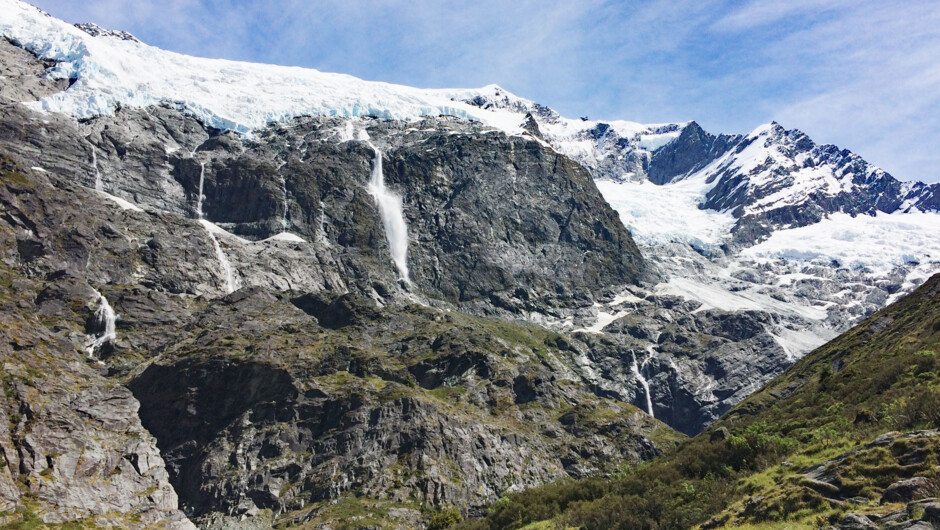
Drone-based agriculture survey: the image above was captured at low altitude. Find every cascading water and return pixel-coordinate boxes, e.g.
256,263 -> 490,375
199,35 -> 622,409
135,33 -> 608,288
196,161 -> 206,218
367,145 -> 410,281
280,173 -> 289,230
191,150 -> 238,295
631,350 -> 655,417
86,291 -> 116,357
91,146 -> 102,191
202,221 -> 237,294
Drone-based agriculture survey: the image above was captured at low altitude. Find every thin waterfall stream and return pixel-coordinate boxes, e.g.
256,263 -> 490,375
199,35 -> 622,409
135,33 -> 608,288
631,350 -> 655,417
91,146 -> 102,191
192,150 -> 238,294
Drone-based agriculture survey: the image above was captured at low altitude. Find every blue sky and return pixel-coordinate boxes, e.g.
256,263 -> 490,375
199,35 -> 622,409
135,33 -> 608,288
30,0 -> 940,183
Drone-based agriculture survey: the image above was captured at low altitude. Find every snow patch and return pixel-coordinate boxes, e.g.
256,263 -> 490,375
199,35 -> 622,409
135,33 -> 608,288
655,276 -> 829,320
96,190 -> 143,212
263,232 -> 307,243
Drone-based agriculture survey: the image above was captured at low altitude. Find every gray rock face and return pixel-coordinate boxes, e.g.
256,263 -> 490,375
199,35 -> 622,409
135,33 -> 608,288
0,97 -> 642,308
648,121 -> 741,185
566,291 -> 792,435
122,288 -> 675,521
0,159 -> 193,527
0,37 -> 71,103
384,128 -> 641,303
882,478 -> 936,504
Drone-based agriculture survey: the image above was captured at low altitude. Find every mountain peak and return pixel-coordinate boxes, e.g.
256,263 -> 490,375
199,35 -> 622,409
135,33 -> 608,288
74,22 -> 141,43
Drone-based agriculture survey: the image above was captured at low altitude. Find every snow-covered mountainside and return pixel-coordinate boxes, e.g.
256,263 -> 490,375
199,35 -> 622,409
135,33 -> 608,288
2,0 -> 939,435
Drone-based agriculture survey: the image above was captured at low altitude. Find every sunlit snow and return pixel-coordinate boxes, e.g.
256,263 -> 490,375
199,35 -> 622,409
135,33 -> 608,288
0,0 -> 527,134
595,175 -> 735,253
742,211 -> 940,273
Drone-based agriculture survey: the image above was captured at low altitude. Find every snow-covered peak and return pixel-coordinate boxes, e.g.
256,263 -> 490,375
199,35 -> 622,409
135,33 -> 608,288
691,119 -> 930,220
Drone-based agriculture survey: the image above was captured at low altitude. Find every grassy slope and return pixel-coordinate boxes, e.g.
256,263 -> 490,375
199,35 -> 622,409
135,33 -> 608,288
456,273 -> 940,529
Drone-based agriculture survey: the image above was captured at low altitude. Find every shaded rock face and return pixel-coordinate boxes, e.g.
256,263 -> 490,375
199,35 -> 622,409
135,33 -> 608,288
574,296 -> 790,436
384,130 -> 641,303
123,288 -> 677,521
0,160 -> 193,527
0,94 -> 642,309
648,121 -> 741,185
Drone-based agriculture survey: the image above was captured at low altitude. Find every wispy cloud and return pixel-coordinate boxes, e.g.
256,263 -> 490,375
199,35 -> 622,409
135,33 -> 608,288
28,0 -> 940,182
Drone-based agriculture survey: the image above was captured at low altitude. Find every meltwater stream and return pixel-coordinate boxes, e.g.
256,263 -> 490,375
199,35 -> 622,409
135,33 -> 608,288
196,162 -> 206,219
192,150 -> 238,294
201,220 -> 238,294
91,146 -> 103,191
86,291 -> 116,358
631,351 -> 655,417
367,145 -> 410,281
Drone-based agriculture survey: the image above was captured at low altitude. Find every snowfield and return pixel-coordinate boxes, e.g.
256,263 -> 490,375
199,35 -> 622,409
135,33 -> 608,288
742,211 -> 940,273
0,0 -> 529,134
595,174 -> 735,254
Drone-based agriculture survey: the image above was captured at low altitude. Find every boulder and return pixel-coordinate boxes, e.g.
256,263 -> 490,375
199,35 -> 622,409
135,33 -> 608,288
882,477 -> 935,504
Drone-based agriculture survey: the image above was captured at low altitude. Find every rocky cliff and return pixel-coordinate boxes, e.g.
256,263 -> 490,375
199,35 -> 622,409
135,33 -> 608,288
0,32 -> 674,527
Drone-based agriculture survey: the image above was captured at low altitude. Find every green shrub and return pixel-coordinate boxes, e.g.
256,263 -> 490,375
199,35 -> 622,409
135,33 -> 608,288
428,507 -> 463,530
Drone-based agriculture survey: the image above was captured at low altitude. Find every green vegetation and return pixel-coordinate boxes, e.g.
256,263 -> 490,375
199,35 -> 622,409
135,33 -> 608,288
282,496 -> 426,529
429,507 -> 465,530
453,274 -> 940,529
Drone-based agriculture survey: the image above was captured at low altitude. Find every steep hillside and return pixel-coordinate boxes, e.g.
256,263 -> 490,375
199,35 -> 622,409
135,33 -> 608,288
0,19 -> 665,527
3,0 -> 940,438
0,146 -> 679,527
464,273 -> 940,529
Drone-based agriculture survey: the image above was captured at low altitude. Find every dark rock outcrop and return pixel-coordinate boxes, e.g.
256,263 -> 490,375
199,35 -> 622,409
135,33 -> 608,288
882,478 -> 935,504
648,121 -> 741,184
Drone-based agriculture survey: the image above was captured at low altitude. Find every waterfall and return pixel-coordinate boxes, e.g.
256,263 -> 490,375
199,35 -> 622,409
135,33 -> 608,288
631,350 -> 655,417
367,145 -> 410,281
196,162 -> 206,218
191,153 -> 238,294
280,174 -> 289,230
86,291 -> 116,357
209,231 -> 237,294
199,220 -> 238,294
91,146 -> 102,191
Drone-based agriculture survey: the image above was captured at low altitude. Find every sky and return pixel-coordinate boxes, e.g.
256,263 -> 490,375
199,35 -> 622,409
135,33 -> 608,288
29,0 -> 940,183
